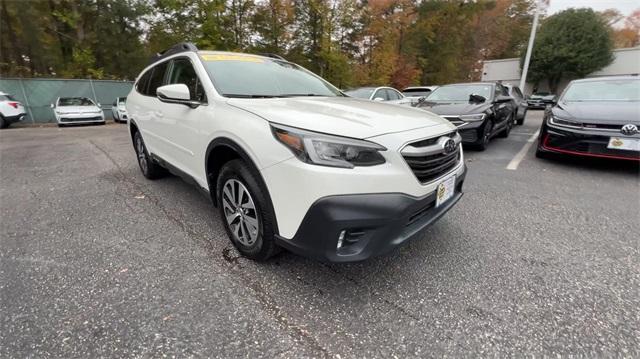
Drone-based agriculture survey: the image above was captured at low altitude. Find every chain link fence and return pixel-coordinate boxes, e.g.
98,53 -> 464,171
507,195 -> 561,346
0,78 -> 133,123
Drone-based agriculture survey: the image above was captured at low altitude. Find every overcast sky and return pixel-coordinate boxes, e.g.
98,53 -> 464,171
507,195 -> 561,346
546,0 -> 639,17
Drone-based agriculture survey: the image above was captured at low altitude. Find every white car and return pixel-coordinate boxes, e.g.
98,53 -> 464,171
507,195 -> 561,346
127,43 -> 466,262
112,97 -> 129,123
344,86 -> 411,105
0,91 -> 27,129
402,86 -> 438,106
51,97 -> 105,126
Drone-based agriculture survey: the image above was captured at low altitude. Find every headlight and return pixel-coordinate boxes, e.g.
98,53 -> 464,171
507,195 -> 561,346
271,124 -> 386,168
549,116 -> 582,128
459,113 -> 486,122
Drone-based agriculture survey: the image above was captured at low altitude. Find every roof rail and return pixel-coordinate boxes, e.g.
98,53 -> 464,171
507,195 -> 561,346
258,53 -> 286,61
149,42 -> 198,65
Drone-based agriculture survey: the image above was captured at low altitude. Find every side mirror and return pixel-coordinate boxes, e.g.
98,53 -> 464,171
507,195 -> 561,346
157,84 -> 200,108
469,93 -> 486,103
97,103 -> 102,108
373,97 -> 385,102
50,103 -> 55,108
494,95 -> 512,103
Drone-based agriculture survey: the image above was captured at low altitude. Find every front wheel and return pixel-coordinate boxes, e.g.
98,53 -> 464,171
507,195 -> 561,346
498,115 -> 513,138
216,159 -> 279,261
476,121 -> 493,151
0,115 -> 7,129
517,109 -> 526,125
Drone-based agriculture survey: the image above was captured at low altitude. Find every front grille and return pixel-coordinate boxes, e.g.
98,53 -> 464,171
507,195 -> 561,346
402,133 -> 461,183
582,123 -> 623,131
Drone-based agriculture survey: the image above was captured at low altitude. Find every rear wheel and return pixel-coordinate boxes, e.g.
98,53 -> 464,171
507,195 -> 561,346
0,115 -> 7,129
216,159 -> 279,261
133,131 -> 165,179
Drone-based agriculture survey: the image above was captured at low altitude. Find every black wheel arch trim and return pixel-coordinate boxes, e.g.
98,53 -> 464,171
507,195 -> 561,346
205,137 -> 280,234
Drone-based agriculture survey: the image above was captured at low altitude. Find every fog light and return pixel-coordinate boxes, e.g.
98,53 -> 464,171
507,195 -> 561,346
337,230 -> 346,249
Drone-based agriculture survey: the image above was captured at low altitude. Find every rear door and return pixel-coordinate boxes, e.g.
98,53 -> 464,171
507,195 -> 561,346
130,61 -> 170,157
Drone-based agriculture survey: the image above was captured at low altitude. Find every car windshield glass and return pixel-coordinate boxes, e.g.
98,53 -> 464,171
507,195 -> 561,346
562,79 -> 640,102
200,53 -> 341,98
345,88 -> 375,99
402,90 -> 431,97
118,97 -> 126,103
530,93 -> 550,98
427,85 -> 493,101
59,97 -> 95,106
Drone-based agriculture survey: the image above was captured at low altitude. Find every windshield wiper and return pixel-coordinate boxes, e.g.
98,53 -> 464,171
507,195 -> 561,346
223,94 -> 279,98
277,94 -> 327,97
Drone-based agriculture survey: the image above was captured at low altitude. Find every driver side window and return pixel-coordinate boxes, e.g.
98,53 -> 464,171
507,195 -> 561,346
168,58 -> 207,102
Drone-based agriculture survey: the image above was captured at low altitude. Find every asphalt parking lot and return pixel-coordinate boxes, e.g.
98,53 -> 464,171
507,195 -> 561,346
1,111 -> 638,357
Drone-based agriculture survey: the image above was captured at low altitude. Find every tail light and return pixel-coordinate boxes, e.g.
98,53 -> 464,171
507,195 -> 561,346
8,102 -> 20,109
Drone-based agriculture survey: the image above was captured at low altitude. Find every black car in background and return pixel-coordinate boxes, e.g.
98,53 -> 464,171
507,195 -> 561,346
536,76 -> 640,162
416,82 -> 517,150
527,92 -> 556,109
504,84 -> 528,125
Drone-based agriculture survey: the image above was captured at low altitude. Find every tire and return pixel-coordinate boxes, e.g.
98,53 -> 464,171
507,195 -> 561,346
476,121 -> 493,151
535,146 -> 552,159
133,131 -> 165,179
216,159 -> 279,261
0,115 -> 7,129
498,116 -> 512,138
517,109 -> 526,125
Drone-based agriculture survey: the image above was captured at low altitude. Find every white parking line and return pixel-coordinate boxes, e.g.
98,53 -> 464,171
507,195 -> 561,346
506,130 -> 540,171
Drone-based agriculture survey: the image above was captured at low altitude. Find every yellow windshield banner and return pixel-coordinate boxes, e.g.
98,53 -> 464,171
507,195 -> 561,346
200,54 -> 264,63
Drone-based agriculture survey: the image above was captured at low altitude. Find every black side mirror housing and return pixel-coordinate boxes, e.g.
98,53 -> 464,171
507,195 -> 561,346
469,93 -> 486,103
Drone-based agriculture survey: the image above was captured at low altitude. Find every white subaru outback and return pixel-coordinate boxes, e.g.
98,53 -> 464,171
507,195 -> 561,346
127,43 -> 466,262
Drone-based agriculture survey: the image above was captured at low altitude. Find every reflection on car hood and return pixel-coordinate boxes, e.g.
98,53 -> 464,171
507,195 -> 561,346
227,96 -> 451,139
553,101 -> 640,124
415,101 -> 489,116
56,106 -> 101,113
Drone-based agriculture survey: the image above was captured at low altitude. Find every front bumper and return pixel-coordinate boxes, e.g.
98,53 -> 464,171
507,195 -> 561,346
538,123 -> 640,161
56,114 -> 105,124
3,113 -> 26,124
456,120 -> 486,144
275,166 -> 466,262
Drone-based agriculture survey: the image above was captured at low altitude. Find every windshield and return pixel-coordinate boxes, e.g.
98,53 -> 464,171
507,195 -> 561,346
200,53 -> 341,98
345,88 -> 375,99
562,79 -> 640,102
427,84 -> 493,101
58,97 -> 95,106
118,97 -> 126,103
402,89 -> 431,97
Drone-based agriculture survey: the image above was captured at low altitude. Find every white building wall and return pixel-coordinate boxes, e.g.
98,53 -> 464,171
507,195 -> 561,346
481,47 -> 640,95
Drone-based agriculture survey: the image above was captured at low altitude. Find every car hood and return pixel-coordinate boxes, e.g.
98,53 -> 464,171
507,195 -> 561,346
553,101 -> 640,124
415,101 -> 489,116
56,106 -> 101,113
227,96 -> 450,139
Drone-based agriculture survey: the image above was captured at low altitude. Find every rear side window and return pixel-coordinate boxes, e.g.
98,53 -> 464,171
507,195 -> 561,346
136,70 -> 152,95
373,89 -> 387,101
386,89 -> 402,100
514,87 -> 524,99
147,61 -> 169,96
168,58 -> 207,102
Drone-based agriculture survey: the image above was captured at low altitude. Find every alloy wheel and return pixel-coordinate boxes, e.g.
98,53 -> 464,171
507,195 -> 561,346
135,136 -> 148,173
222,179 -> 259,247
